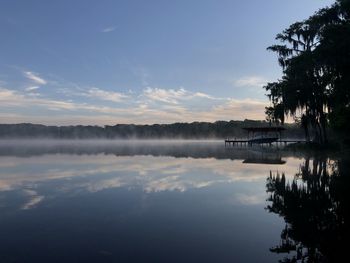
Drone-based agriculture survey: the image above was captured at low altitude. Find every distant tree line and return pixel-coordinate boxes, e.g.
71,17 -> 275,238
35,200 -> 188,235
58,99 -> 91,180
265,0 -> 350,144
0,120 -> 303,139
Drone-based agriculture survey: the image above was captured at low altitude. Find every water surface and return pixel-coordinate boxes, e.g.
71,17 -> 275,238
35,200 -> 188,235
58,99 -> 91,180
0,140 -> 347,262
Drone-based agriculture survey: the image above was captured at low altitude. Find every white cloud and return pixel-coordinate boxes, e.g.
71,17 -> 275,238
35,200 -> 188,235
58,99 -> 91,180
235,76 -> 268,88
0,88 -> 17,99
102,26 -> 116,33
0,86 -> 268,125
142,87 -> 218,105
205,98 -> 267,121
143,87 -> 187,104
85,87 -> 128,102
0,87 -> 112,111
24,71 -> 47,85
25,86 -> 40,91
193,92 -> 214,99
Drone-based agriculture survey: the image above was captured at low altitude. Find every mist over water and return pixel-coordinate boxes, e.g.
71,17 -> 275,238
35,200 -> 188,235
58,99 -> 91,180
0,139 -> 298,158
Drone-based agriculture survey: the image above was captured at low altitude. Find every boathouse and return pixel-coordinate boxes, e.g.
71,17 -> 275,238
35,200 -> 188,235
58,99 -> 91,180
225,126 -> 286,147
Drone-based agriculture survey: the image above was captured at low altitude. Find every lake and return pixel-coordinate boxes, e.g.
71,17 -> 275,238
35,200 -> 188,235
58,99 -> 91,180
0,140 -> 347,263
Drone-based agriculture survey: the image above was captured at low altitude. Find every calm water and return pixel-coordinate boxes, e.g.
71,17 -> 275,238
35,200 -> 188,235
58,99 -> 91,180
0,140 -> 348,263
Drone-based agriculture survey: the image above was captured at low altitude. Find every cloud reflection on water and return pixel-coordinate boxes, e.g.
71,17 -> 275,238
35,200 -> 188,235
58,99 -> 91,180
0,142 -> 305,210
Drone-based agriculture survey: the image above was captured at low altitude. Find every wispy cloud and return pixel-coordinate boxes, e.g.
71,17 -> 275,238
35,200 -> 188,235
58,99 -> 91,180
0,86 -> 267,125
0,88 -> 81,110
209,98 -> 267,121
142,87 -> 218,105
235,76 -> 268,88
101,26 -> 116,33
143,87 -> 187,104
85,87 -> 128,102
25,86 -> 40,91
24,71 -> 47,85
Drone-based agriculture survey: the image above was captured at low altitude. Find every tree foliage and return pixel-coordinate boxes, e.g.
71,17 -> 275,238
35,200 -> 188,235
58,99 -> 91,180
265,0 -> 350,144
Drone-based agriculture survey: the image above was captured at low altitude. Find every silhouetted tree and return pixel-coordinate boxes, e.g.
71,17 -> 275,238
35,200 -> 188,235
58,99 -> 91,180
265,0 -> 350,144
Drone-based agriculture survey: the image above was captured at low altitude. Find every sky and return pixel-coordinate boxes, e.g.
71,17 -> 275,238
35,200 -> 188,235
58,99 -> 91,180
0,0 -> 335,125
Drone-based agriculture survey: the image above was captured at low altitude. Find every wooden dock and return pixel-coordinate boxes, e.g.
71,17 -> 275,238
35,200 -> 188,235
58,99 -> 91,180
225,126 -> 306,147
224,139 -> 306,147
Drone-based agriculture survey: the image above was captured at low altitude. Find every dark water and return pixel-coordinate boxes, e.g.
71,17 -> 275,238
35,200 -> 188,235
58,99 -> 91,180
0,140 -> 348,263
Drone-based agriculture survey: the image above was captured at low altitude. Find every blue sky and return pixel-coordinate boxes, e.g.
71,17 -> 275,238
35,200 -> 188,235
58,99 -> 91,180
0,0 -> 334,125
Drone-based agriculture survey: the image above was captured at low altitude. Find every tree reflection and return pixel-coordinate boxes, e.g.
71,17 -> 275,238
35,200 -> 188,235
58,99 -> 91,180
266,156 -> 349,262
